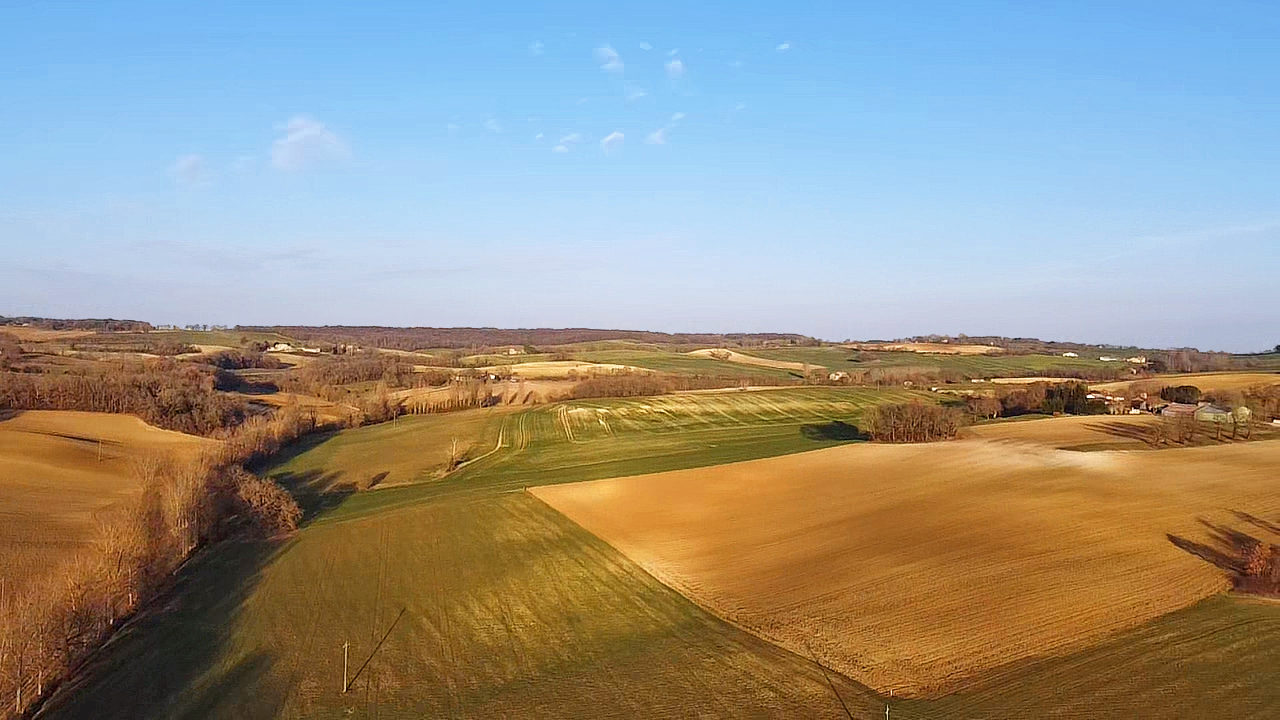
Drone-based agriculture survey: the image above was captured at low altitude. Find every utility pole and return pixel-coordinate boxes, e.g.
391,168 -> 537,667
342,641 -> 349,693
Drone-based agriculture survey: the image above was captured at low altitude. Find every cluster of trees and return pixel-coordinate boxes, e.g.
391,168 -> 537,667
0,334 -> 19,370
0,363 -> 248,435
865,403 -> 967,443
0,406 -> 313,718
283,353 -> 449,399
1240,542 -> 1280,596
1147,350 -> 1234,374
1159,385 -> 1202,404
962,382 -> 1106,420
67,339 -> 198,356
244,326 -> 816,351
193,349 -> 283,371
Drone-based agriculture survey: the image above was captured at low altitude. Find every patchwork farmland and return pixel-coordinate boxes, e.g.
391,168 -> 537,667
6,323 -> 1279,719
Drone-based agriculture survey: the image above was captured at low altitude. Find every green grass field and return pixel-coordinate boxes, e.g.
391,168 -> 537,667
43,492 -> 884,719
276,387 -> 925,523
266,407 -> 510,491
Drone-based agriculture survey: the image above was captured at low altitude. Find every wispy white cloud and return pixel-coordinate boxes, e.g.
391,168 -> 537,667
170,154 -> 207,186
559,132 -> 582,145
665,58 -> 685,79
600,131 -> 624,154
646,128 -> 668,145
446,122 -> 460,135
595,44 -> 624,74
552,144 -> 569,153
625,84 -> 647,101
639,42 -> 652,51
671,111 -> 686,123
483,118 -> 504,133
667,48 -> 679,57
228,155 -> 255,173
534,132 -> 544,140
529,41 -> 544,56
271,115 -> 349,171
776,42 -> 791,51
734,102 -> 747,111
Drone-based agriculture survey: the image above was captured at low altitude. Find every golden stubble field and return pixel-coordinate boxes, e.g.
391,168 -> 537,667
0,411 -> 215,591
1092,371 -> 1280,394
533,419 -> 1280,697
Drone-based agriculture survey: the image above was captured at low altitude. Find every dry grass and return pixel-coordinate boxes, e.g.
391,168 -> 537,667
0,327 -> 96,342
534,423 -> 1280,697
845,342 -> 1003,355
988,376 -> 1083,384
960,413 -> 1159,450
0,411 -> 214,592
1092,371 -> 1280,394
478,360 -> 641,379
688,348 -> 814,371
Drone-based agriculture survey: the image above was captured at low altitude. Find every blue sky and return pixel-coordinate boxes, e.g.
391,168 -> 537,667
1,1 -> 1277,351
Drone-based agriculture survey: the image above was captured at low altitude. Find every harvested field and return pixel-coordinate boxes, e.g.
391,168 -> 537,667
0,327 -> 96,342
961,413 -> 1159,450
988,376 -> 1082,384
688,348 -> 816,371
1092,371 -> 1280,394
0,411 -> 215,592
533,430 -> 1280,696
478,360 -> 640,379
846,342 -> 1003,355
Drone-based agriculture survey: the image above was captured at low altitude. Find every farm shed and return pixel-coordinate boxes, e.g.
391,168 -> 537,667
1193,404 -> 1233,423
1159,403 -> 1198,418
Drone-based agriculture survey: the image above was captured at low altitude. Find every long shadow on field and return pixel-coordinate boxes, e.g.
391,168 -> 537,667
1167,518 -> 1270,579
270,468 -> 356,522
1232,510 -> 1280,536
38,539 -> 287,720
800,420 -> 868,441
1085,419 -> 1158,446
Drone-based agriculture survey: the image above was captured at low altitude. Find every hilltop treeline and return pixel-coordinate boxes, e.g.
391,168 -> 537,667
0,316 -> 153,332
0,363 -> 247,435
242,325 -> 816,351
0,408 -> 313,719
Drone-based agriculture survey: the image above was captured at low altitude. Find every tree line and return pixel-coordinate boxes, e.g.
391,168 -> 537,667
963,382 -> 1105,419
0,407 -> 314,719
0,363 -> 248,436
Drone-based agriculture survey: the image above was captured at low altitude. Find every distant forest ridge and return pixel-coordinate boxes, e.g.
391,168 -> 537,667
238,326 -> 819,350
0,316 -> 153,332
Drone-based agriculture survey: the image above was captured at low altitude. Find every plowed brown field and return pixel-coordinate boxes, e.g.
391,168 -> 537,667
533,424 -> 1280,697
0,411 -> 215,591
